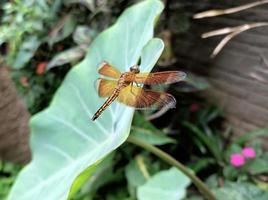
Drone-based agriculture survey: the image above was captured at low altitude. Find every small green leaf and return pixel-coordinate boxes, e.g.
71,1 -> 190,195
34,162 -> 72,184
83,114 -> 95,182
137,167 -> 191,200
213,182 -> 268,200
46,46 -> 86,70
13,36 -> 41,69
65,0 -> 95,11
125,159 -> 147,198
249,158 -> 268,174
48,15 -> 76,46
131,113 -> 175,145
188,158 -> 215,173
233,128 -> 268,145
175,72 -> 210,92
131,128 -> 175,145
213,187 -> 244,200
222,166 -> 238,180
183,121 -> 222,162
73,26 -> 94,45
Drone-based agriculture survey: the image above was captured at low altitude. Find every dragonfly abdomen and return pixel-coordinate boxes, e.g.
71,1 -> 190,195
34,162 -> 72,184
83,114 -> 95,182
91,89 -> 120,121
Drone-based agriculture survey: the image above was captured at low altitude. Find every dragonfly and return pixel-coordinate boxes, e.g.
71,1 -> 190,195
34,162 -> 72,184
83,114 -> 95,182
91,61 -> 186,120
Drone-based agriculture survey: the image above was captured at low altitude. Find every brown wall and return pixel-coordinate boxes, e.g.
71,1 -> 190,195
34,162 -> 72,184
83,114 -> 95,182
171,0 -> 268,136
0,67 -> 31,163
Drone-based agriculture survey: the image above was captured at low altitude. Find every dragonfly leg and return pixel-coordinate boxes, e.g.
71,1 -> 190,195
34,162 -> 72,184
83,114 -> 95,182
130,82 -> 135,94
134,81 -> 142,87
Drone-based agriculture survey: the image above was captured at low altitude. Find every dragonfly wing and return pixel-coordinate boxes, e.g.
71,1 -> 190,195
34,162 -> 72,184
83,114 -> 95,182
117,85 -> 176,109
96,78 -> 117,97
134,71 -> 186,85
98,61 -> 121,78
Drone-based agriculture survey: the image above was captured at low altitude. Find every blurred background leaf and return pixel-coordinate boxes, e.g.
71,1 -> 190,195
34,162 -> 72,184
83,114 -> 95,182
137,167 -> 191,200
47,14 -> 77,47
131,113 -> 176,145
46,46 -> 87,70
13,36 -> 41,69
213,182 -> 268,200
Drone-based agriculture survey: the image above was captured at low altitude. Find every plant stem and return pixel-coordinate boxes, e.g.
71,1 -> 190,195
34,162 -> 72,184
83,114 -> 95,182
127,135 -> 217,200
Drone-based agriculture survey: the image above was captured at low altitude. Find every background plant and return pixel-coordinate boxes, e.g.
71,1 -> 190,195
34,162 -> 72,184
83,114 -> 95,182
0,0 -> 136,114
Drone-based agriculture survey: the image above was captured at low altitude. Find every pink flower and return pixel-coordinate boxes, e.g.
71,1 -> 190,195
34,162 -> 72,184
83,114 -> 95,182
230,153 -> 245,167
242,147 -> 256,159
189,103 -> 199,113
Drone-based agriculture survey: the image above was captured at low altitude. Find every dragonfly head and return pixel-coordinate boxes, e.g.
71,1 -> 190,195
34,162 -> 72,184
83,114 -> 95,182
130,65 -> 140,74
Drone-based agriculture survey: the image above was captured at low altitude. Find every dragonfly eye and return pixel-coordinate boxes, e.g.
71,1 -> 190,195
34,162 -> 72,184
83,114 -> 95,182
130,65 -> 140,73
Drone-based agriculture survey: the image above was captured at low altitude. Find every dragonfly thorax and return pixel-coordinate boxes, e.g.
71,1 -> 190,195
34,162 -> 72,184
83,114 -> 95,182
118,72 -> 135,87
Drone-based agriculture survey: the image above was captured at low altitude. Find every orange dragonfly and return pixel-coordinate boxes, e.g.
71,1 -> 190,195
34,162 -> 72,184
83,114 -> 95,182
92,61 -> 186,120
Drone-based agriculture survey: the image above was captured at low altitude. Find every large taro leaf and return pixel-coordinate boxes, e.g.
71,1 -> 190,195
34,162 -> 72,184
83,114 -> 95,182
8,1 -> 164,200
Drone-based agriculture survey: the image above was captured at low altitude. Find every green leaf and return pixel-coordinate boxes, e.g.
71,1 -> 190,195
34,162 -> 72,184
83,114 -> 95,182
68,162 -> 99,198
8,1 -> 164,200
13,36 -> 41,69
131,113 -> 175,145
188,157 -> 215,173
213,182 -> 268,200
175,72 -> 210,92
125,159 -> 147,198
213,187 -> 244,200
222,166 -> 238,180
131,128 -> 175,145
72,26 -> 93,45
137,167 -> 191,200
46,46 -> 86,70
249,158 -> 268,174
183,121 -> 222,163
0,162 -> 22,200
48,14 -> 77,46
65,0 -> 95,11
71,153 -> 116,198
185,196 -> 204,200
233,128 -> 268,145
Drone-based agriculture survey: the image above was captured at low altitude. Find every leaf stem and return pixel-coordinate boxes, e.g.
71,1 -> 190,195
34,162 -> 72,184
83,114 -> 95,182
127,135 -> 216,200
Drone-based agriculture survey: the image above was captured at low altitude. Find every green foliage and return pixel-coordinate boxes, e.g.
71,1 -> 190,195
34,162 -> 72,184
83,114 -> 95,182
249,155 -> 268,174
47,15 -> 77,47
125,157 -> 148,198
182,104 -> 268,186
233,129 -> 268,145
11,68 -> 66,114
137,167 -> 191,200
4,0 -> 136,115
131,113 -> 176,145
223,139 -> 268,181
46,46 -> 86,70
0,162 -> 22,199
0,0 -> 61,68
8,1 -> 164,200
213,182 -> 268,200
183,121 -> 223,164
176,72 -> 210,92
70,153 -> 117,199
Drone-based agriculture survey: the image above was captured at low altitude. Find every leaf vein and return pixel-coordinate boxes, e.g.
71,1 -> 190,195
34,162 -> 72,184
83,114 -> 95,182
46,113 -> 98,145
69,83 -> 110,136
